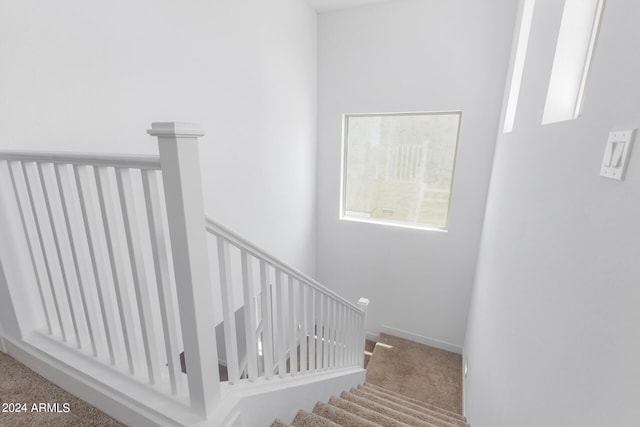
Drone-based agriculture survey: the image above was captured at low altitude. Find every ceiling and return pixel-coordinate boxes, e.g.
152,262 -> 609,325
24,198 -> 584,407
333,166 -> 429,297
304,0 -> 394,13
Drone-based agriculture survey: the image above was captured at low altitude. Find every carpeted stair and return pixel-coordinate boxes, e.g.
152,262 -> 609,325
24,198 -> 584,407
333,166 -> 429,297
272,383 -> 469,427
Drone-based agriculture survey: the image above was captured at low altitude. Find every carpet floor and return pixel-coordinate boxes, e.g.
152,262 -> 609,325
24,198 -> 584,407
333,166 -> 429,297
365,333 -> 463,415
0,352 -> 124,427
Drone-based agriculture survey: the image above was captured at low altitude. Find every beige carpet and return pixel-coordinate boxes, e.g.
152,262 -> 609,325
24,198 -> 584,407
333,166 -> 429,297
0,352 -> 124,426
365,333 -> 463,414
276,383 -> 468,426
273,333 -> 467,426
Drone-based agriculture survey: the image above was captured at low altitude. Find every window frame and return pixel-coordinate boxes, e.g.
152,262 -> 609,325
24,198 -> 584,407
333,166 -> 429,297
339,110 -> 462,232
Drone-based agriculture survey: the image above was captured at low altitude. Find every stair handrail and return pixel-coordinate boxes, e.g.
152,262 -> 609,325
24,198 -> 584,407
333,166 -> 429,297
205,215 -> 364,313
0,150 -> 161,170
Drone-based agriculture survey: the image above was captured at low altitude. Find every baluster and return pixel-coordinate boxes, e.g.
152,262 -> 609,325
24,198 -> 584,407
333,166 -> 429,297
335,303 -> 341,368
54,164 -> 96,355
328,298 -> 335,369
347,309 -> 355,366
74,165 -> 118,365
94,166 -> 138,374
6,161 -> 52,334
217,237 -> 240,384
37,162 -> 80,346
337,304 -> 345,368
240,250 -> 258,381
351,310 -> 360,366
299,285 -> 308,374
21,162 -> 66,340
260,260 -> 274,379
352,310 -> 358,365
275,270 -> 287,377
318,292 -> 325,370
116,168 -> 161,384
307,287 -> 317,372
142,169 -> 184,394
288,276 -> 297,376
325,297 -> 331,369
319,293 -> 325,370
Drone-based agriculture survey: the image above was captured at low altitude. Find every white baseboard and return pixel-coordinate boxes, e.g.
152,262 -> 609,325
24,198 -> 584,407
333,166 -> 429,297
365,332 -> 379,343
380,325 -> 463,354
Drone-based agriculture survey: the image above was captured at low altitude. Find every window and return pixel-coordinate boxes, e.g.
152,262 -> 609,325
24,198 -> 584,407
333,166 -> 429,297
340,112 -> 461,231
503,0 -> 536,133
542,0 -> 604,124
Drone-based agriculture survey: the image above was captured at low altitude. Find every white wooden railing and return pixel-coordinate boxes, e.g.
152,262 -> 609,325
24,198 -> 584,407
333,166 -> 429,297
0,122 -> 368,422
205,216 -> 368,385
0,148 -> 187,397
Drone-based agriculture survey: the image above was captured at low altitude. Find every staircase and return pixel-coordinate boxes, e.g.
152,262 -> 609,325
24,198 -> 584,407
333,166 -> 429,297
273,333 -> 467,427
274,383 -> 468,426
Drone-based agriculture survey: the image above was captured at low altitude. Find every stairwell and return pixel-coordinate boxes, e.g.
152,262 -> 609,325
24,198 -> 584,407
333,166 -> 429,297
0,123 -> 371,426
273,334 -> 467,427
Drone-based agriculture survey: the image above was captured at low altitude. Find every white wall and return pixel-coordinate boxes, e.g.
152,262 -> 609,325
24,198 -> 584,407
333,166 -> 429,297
464,0 -> 640,425
0,0 -> 317,275
316,0 -> 517,350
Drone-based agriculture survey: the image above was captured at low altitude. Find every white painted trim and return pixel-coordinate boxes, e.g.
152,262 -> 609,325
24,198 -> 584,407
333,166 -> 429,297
0,325 -> 5,353
152,122 -> 221,417
462,348 -> 467,417
147,122 -> 205,138
0,287 -> 5,352
380,325 -> 463,354
365,331 -> 380,343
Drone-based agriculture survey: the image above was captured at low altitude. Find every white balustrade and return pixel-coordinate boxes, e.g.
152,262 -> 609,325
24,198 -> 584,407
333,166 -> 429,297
0,122 -> 368,422
204,215 -> 367,385
0,149 -> 185,394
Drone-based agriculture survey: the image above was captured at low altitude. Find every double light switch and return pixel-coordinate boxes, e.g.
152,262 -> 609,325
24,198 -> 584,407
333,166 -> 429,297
600,129 -> 635,180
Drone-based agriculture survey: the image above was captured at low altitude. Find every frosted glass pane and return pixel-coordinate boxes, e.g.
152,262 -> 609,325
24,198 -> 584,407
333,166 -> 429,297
542,0 -> 604,124
341,112 -> 461,231
504,0 -> 536,133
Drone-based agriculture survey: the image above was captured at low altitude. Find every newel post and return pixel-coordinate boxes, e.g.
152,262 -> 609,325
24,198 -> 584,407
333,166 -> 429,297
147,122 -> 220,418
357,297 -> 370,367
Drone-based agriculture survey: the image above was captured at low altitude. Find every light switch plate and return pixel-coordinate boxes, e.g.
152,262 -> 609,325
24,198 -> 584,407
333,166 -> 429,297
600,129 -> 635,180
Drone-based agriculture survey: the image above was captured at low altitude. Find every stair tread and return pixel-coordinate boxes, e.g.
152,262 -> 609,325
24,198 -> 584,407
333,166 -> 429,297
359,385 -> 468,426
340,391 -> 442,427
364,383 -> 467,421
272,386 -> 467,427
328,396 -> 418,427
292,410 -> 341,427
313,402 -> 379,427
349,388 -> 460,427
